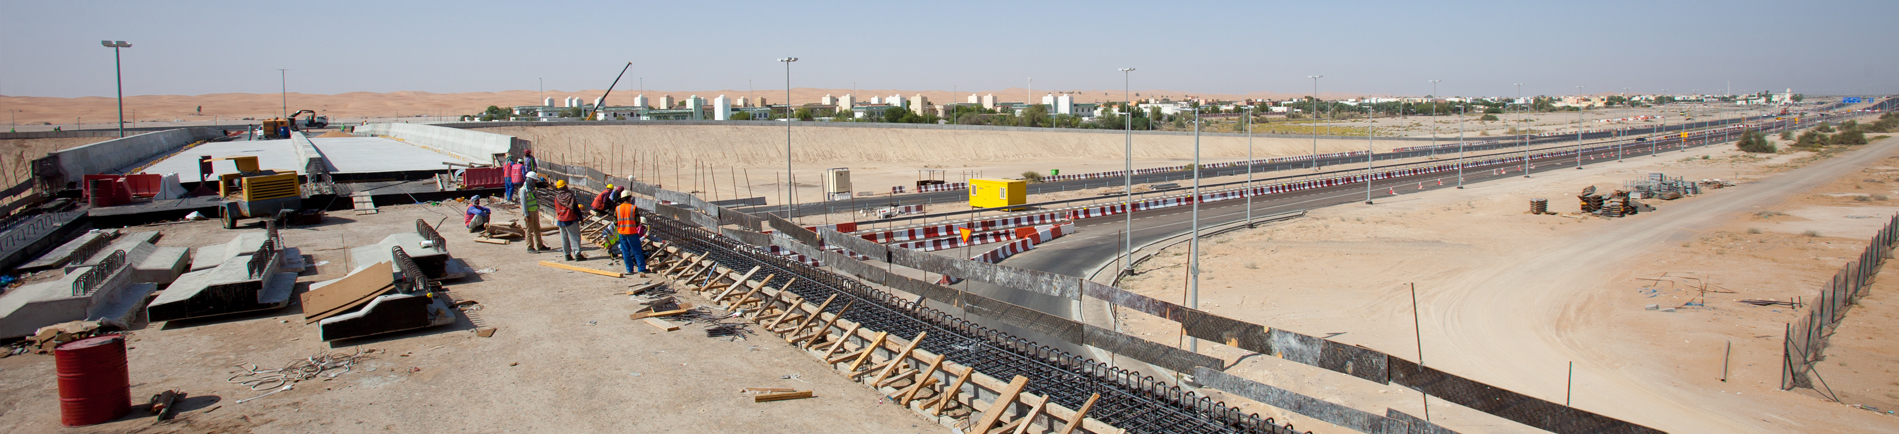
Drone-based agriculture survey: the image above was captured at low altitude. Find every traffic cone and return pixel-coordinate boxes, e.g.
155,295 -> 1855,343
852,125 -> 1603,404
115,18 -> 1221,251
1437,179 -> 1443,186
1388,187 -> 1397,195
1418,181 -> 1424,190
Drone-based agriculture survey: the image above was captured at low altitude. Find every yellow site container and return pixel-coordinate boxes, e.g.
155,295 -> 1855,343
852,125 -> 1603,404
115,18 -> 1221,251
968,178 -> 1026,209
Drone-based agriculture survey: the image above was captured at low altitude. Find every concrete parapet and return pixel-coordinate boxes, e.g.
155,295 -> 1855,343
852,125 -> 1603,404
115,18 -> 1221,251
48,127 -> 224,186
354,123 -> 524,162
289,132 -> 334,174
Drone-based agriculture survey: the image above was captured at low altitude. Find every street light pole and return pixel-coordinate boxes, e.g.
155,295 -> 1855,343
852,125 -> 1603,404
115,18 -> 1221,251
101,40 -> 131,137
1429,80 -> 1440,159
1245,106 -> 1254,225
1576,85 -> 1584,169
1188,105 -> 1202,353
1120,68 -> 1135,276
1517,83 -> 1527,177
779,57 -> 799,222
1365,105 -> 1374,205
1458,103 -> 1466,189
1309,75 -> 1323,170
278,69 -> 288,120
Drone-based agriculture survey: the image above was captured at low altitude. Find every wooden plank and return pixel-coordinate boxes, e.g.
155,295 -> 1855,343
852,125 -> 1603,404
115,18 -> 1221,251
898,354 -> 946,406
931,366 -> 976,416
1056,393 -> 1100,434
776,294 -> 838,334
539,260 -> 622,278
742,387 -> 796,393
791,301 -> 854,348
629,308 -> 689,320
1011,396 -> 1047,434
875,368 -> 918,388
300,262 -> 396,324
705,266 -> 760,292
847,332 -> 889,372
821,323 -> 861,357
472,238 -> 510,245
715,274 -> 772,302
643,318 -> 679,331
870,331 -> 927,385
969,375 -> 1030,434
826,348 -> 870,365
753,391 -> 813,403
899,377 -> 939,407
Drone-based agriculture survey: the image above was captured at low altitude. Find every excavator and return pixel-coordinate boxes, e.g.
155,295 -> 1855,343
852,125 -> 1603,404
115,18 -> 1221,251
260,110 -> 329,139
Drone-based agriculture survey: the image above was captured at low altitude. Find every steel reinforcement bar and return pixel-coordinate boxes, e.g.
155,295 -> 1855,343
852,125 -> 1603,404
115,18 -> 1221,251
647,217 -> 1306,434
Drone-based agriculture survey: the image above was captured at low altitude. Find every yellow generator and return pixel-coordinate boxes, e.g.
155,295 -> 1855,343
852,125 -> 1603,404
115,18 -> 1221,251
211,156 -> 303,229
968,178 -> 1026,209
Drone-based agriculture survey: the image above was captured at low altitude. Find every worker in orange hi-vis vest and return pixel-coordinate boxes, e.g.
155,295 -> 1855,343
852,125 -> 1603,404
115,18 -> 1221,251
615,191 -> 648,274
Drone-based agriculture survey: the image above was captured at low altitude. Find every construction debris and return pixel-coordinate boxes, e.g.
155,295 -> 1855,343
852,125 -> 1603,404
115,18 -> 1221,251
539,260 -> 622,278
1529,198 -> 1550,215
149,390 -> 185,421
1627,173 -> 1703,199
643,318 -> 680,331
753,390 -> 814,403
1739,299 -> 1800,307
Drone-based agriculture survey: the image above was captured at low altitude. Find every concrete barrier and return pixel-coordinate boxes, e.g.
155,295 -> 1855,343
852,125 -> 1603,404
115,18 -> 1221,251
289,132 -> 333,174
46,128 -> 224,186
354,123 -> 525,162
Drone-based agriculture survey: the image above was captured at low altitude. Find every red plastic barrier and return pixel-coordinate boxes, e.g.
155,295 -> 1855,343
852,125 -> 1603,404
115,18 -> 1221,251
121,174 -> 162,198
461,167 -> 505,189
82,175 -> 131,207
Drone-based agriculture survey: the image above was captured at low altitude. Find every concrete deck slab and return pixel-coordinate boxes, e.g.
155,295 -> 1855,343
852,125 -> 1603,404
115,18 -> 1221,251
139,139 -> 302,177
312,137 -> 465,174
190,231 -> 268,271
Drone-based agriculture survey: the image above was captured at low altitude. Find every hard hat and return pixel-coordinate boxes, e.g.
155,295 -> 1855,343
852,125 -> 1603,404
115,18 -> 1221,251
554,179 -> 567,189
606,184 -> 614,189
620,191 -> 633,200
525,171 -> 538,180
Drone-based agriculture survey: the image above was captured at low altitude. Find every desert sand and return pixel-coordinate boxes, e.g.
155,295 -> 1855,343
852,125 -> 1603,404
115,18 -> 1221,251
1110,136 -> 1899,432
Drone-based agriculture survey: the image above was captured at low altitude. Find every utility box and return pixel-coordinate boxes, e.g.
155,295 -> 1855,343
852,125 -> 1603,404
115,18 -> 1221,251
968,178 -> 1026,209
824,168 -> 852,201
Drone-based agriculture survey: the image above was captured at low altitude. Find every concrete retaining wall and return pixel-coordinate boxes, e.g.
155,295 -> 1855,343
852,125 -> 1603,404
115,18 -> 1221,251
355,123 -> 525,162
51,128 -> 223,185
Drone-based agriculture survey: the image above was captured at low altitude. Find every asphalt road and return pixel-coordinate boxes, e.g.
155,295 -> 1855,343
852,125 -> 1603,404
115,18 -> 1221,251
927,111 -> 1854,360
742,108 -> 1812,218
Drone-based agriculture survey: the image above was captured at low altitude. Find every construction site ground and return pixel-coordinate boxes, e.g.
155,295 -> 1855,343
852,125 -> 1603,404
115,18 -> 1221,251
0,204 -> 936,433
1115,138 -> 1899,433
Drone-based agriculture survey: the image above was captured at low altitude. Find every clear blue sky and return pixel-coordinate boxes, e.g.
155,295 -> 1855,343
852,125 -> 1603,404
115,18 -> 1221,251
3,0 -> 1893,99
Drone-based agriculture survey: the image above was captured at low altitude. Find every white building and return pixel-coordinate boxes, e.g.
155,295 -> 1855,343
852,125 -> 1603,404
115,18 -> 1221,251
544,97 -> 554,107
981,94 -> 996,110
658,95 -> 675,109
713,95 -> 732,120
685,95 -> 704,119
838,94 -> 855,110
632,95 -> 649,109
820,94 -> 835,105
908,95 -> 930,114
1055,94 -> 1074,115
889,94 -> 906,109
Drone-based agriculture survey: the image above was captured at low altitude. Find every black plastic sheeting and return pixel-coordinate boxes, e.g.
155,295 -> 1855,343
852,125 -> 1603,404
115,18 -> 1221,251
1386,358 -> 1663,434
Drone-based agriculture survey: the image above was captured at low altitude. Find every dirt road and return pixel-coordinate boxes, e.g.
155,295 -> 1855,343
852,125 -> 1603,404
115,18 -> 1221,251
1427,141 -> 1899,432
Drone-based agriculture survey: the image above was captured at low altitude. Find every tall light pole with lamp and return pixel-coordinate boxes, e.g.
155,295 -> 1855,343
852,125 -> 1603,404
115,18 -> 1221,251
1575,85 -> 1585,169
1429,80 -> 1440,159
1516,83 -> 1527,177
1309,75 -> 1323,170
101,40 -> 131,137
1119,68 -> 1135,277
1187,104 -> 1204,353
1364,104 -> 1374,205
779,57 -> 799,222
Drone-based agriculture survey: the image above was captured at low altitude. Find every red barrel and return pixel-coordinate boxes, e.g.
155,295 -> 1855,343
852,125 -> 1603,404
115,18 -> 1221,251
56,335 -> 131,426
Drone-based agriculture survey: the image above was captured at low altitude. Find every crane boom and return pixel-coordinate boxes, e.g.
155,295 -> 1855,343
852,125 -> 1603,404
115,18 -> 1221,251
585,62 -> 634,120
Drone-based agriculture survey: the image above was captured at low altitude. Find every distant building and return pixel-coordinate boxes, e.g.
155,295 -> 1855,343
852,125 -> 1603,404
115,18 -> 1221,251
736,96 -> 748,107
908,95 -> 930,116
838,94 -> 855,110
684,96 -> 705,120
820,94 -> 835,106
713,95 -> 732,120
632,95 -> 649,109
982,94 -> 996,110
889,94 -> 906,109
658,95 -> 675,109
1055,94 -> 1075,115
